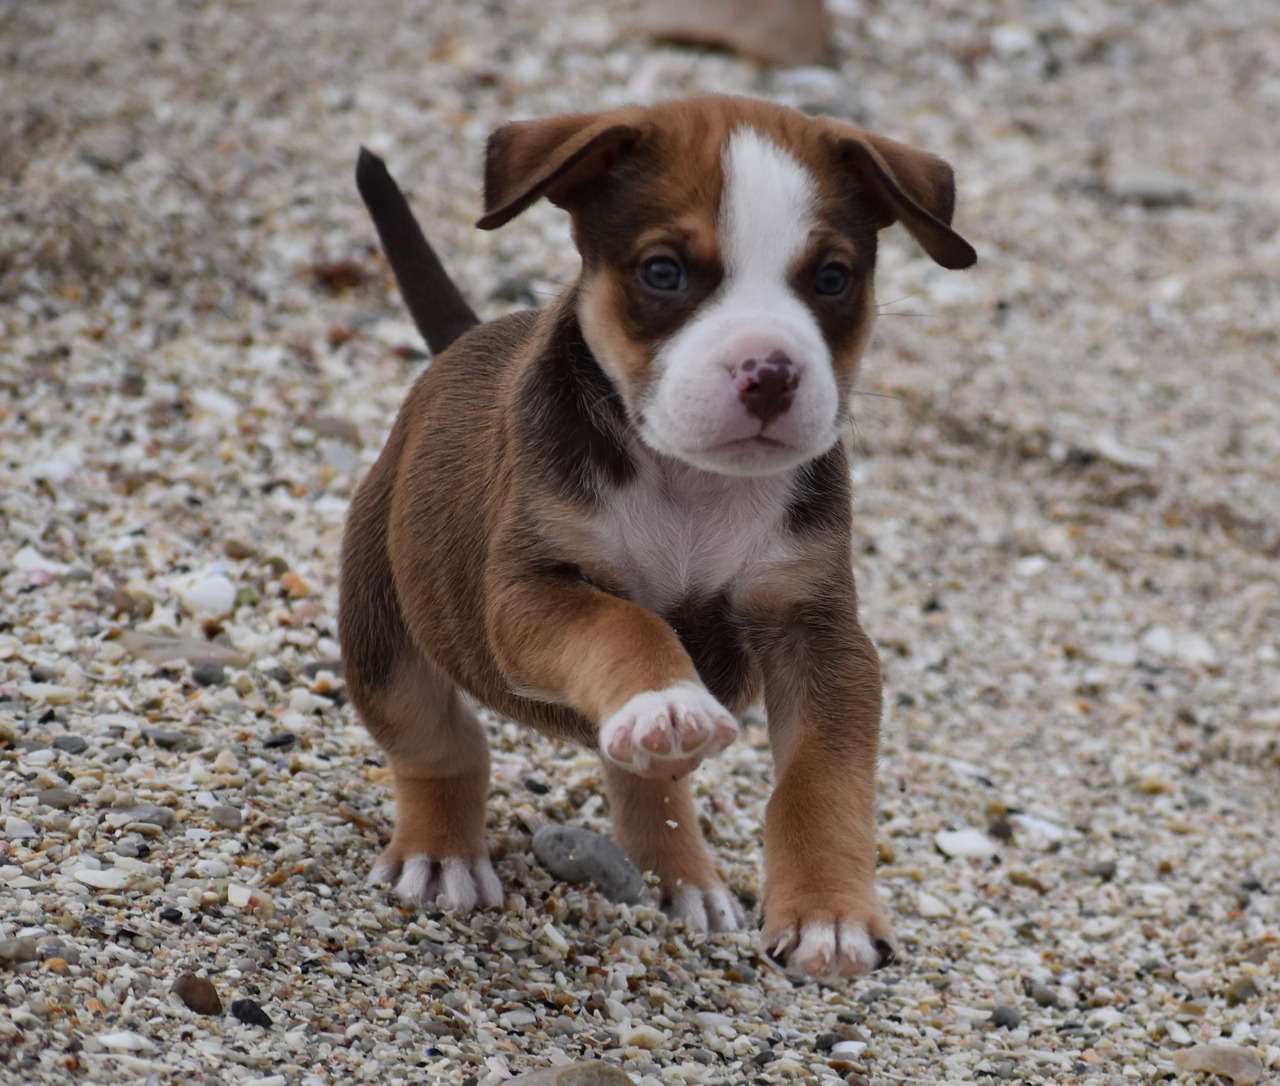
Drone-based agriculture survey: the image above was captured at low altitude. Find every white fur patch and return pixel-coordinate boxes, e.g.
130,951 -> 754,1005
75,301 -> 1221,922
590,451 -> 794,612
669,884 -> 745,933
771,920 -> 880,979
599,680 -> 739,775
641,128 -> 840,476
377,853 -> 503,911
720,127 -> 818,285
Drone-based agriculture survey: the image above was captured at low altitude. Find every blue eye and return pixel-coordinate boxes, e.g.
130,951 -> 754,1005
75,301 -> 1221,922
814,262 -> 851,296
639,256 -> 686,292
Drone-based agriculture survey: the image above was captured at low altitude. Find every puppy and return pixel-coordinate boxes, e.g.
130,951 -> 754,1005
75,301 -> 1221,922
340,94 -> 975,980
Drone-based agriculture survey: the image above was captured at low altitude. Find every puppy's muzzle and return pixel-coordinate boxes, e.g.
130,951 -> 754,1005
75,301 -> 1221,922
733,351 -> 799,426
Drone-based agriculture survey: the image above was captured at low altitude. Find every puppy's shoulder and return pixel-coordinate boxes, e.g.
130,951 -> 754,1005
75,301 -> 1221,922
430,308 -> 543,377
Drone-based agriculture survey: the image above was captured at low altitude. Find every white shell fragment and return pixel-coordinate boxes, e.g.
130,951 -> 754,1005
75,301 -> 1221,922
934,829 -> 999,860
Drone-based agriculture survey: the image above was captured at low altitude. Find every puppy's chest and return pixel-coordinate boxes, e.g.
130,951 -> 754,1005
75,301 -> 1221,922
586,464 -> 795,612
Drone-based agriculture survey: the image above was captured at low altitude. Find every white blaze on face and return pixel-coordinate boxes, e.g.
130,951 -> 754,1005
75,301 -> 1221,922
641,127 -> 841,478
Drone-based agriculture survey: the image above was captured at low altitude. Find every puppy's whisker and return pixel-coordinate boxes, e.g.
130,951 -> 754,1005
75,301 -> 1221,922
876,288 -> 926,310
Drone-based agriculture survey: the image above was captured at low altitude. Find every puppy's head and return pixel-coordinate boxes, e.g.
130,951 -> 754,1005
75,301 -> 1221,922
479,95 -> 975,478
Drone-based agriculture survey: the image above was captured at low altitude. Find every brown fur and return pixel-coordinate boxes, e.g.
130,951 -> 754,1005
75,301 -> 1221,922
340,95 -> 975,977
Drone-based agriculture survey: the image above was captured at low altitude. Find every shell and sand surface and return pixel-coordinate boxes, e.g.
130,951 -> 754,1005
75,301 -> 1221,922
2,1 -> 1278,1083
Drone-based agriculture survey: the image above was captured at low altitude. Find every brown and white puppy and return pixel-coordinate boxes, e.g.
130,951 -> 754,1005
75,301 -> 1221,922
340,94 -> 975,980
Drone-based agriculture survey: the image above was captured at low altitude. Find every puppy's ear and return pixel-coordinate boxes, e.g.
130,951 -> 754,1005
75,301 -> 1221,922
828,124 -> 977,270
477,110 -> 645,230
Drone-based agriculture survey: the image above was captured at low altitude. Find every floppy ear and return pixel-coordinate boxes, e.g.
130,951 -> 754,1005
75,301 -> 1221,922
477,109 -> 645,230
829,124 -> 977,270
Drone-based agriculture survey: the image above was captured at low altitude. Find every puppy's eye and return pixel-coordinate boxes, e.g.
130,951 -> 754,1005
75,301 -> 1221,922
814,262 -> 852,297
639,256 -> 686,292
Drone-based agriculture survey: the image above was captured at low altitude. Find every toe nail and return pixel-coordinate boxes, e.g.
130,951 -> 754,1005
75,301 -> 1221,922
874,938 -> 897,969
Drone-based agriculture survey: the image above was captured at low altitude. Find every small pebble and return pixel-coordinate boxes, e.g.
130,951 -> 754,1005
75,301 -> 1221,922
618,1022 -> 665,1050
263,731 -> 298,749
0,937 -> 39,964
1030,984 -> 1061,1009
1173,1044 -> 1265,1085
213,750 -> 240,774
173,972 -> 223,1015
114,805 -> 176,830
990,1004 -> 1022,1029
4,816 -> 36,839
1223,976 -> 1260,1007
179,573 -> 238,616
917,892 -> 951,918
52,734 -> 88,754
211,804 -> 243,829
223,537 -> 258,559
531,824 -> 644,904
191,661 -> 226,686
1108,167 -> 1196,208
934,828 -> 998,860
97,1030 -> 156,1053
230,998 -> 272,1027
73,866 -> 130,890
143,727 -> 189,750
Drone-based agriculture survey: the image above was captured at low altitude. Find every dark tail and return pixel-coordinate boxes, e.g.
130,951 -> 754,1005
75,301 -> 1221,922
355,147 -> 479,356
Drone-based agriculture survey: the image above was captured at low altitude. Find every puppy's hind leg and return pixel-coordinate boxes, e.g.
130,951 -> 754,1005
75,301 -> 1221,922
358,655 -> 501,912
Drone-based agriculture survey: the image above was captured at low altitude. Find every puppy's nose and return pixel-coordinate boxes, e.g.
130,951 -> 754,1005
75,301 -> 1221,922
733,351 -> 799,425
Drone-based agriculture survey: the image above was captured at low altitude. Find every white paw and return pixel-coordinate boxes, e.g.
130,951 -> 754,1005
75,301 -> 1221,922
668,884 -> 745,934
765,920 -> 891,980
368,854 -> 503,912
599,682 -> 739,777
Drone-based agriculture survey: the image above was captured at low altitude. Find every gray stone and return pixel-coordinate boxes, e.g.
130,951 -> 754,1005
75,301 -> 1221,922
191,661 -> 226,686
531,824 -> 644,904
1224,976 -> 1260,1007
53,734 -> 88,754
211,804 -> 243,830
0,938 -> 39,964
990,1003 -> 1023,1029
113,804 -> 176,830
143,727 -> 189,750
1108,167 -> 1196,208
508,1061 -> 635,1085
36,787 -> 82,809
78,123 -> 139,171
1030,983 -> 1061,1009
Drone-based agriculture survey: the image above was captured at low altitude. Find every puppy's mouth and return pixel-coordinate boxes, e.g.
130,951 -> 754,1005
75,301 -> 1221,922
710,433 -> 788,451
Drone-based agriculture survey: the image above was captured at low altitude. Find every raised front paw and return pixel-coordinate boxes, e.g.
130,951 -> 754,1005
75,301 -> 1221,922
369,850 -> 503,913
763,902 -> 895,981
599,682 -> 739,778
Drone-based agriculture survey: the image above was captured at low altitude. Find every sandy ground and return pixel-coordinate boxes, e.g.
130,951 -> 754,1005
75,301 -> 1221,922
2,1 -> 1279,1083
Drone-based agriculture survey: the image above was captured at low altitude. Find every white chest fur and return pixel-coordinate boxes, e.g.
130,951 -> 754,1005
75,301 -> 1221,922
588,453 -> 795,611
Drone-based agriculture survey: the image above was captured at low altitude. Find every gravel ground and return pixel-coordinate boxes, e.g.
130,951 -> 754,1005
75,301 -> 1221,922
2,1 -> 1279,1083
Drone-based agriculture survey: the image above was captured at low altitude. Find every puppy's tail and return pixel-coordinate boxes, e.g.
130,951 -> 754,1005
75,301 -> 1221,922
355,147 -> 479,357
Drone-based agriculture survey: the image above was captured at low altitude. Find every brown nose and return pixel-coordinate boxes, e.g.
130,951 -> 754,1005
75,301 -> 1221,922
734,351 -> 799,425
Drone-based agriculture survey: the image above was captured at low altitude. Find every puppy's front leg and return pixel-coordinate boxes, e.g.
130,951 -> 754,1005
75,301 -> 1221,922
746,584 -> 895,980
486,564 -> 739,778
487,560 -> 742,928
